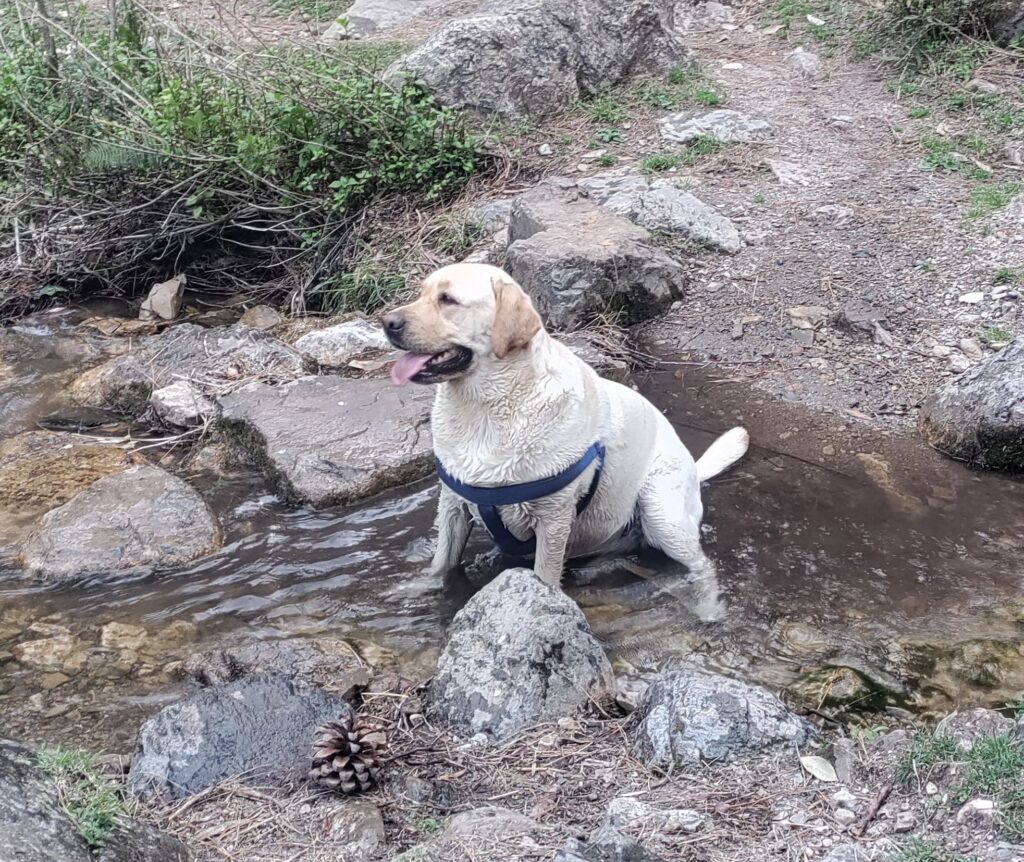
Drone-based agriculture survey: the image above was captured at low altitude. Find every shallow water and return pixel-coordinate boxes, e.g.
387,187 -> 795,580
1,327 -> 1023,750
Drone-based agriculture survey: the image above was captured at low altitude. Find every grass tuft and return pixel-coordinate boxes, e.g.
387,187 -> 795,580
966,182 -> 1021,219
37,748 -> 126,849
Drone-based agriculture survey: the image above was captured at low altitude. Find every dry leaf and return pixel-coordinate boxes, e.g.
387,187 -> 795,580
800,755 -> 838,782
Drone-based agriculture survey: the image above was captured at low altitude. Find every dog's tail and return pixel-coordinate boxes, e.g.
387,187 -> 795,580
695,427 -> 750,482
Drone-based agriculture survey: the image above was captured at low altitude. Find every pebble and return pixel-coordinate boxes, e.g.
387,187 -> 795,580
894,810 -> 916,832
830,789 -> 859,812
537,143 -> 553,156
949,353 -> 971,373
834,808 -> 858,827
925,782 -> 939,795
957,799 -> 996,823
822,445 -> 836,456
959,337 -> 984,360
958,291 -> 985,304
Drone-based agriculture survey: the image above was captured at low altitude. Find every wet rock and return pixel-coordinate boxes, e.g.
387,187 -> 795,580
558,825 -> 667,862
0,431 -> 129,522
388,0 -> 684,121
937,708 -> 1016,751
785,47 -> 823,78
324,798 -> 386,858
393,807 -> 544,861
180,637 -> 367,689
918,337 -> 1024,470
139,276 -> 185,322
787,666 -> 882,710
0,740 -> 189,862
292,318 -> 390,369
238,305 -> 282,330
68,324 -> 307,416
989,2 -> 1024,43
21,465 -> 220,582
129,673 -> 348,800
605,796 -> 708,834
12,625 -> 88,673
578,173 -> 741,253
556,333 -> 632,385
505,181 -> 685,329
633,668 -> 812,767
150,381 -> 217,428
219,375 -> 433,507
659,109 -> 771,144
100,622 -> 149,652
428,568 -> 613,741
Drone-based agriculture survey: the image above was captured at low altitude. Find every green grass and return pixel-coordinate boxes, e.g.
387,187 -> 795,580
886,79 -> 921,96
594,153 -> 616,167
993,269 -> 1020,286
898,731 -> 1024,843
918,136 -> 990,177
581,93 -> 629,125
424,217 -> 487,258
908,106 -> 931,118
680,135 -> 727,165
268,0 -> 350,20
594,128 -> 622,143
753,192 -> 767,204
415,816 -> 445,834
37,748 -> 126,849
640,153 -> 680,174
897,731 -> 959,784
891,839 -> 977,862
979,325 -> 1012,345
966,182 -> 1022,219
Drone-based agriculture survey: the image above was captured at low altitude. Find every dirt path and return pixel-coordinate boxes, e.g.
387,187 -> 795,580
645,4 -> 1023,430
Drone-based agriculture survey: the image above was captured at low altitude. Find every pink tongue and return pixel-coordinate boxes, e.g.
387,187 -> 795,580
390,352 -> 433,386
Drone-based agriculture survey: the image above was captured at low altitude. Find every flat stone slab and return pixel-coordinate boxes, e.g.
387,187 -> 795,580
659,109 -> 771,144
20,464 -> 221,582
219,375 -> 434,507
579,173 -> 741,254
68,324 -> 308,416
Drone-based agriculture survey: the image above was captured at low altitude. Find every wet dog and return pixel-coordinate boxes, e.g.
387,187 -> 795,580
383,263 -> 748,589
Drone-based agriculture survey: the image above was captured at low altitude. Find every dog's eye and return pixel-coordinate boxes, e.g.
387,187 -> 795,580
438,292 -> 459,307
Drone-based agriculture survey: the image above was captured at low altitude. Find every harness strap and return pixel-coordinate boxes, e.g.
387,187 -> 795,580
435,442 -> 606,557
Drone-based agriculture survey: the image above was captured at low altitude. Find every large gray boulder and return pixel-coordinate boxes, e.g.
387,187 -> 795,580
428,568 -> 613,740
0,739 -> 190,862
632,669 -> 812,767
21,465 -> 220,581
128,674 -> 347,801
387,0 -> 685,121
918,337 -> 1024,471
219,375 -> 433,507
578,173 -> 741,254
505,181 -> 686,329
68,324 -> 307,416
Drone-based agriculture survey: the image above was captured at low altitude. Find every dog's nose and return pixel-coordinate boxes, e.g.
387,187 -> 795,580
382,312 -> 405,337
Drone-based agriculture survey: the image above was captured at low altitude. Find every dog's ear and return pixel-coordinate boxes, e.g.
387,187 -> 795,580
491,276 -> 542,359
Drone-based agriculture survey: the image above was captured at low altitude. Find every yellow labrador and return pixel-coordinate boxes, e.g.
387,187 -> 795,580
383,263 -> 748,589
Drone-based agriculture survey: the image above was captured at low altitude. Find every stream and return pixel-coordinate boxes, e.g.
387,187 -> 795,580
1,313 -> 1023,752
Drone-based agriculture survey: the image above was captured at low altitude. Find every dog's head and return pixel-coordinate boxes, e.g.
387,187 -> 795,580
383,263 -> 543,386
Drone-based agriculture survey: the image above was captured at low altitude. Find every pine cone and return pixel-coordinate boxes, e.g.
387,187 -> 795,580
309,706 -> 387,794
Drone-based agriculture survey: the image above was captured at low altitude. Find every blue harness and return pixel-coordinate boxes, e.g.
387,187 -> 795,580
435,442 -> 606,557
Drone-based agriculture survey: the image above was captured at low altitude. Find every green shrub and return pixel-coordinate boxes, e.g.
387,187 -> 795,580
37,748 -> 125,849
0,4 -> 481,317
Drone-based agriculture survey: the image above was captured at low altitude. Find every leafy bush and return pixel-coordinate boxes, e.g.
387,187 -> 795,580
0,3 -> 482,317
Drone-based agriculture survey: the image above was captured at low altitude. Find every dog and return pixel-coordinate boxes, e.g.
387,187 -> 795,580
383,262 -> 748,590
